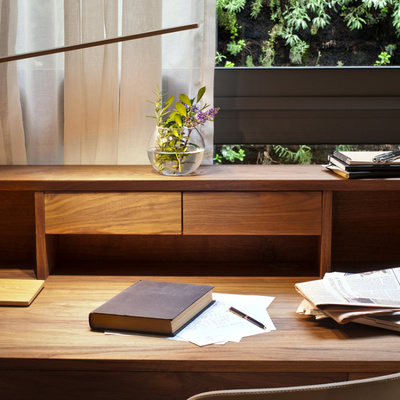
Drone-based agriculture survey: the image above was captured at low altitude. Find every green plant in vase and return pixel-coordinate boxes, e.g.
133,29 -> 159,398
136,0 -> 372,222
148,86 -> 219,176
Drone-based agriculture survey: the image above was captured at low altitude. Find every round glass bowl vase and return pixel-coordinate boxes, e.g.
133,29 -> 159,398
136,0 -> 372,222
147,127 -> 205,176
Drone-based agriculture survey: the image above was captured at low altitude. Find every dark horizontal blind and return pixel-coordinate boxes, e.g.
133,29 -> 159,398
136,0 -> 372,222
214,67 -> 400,145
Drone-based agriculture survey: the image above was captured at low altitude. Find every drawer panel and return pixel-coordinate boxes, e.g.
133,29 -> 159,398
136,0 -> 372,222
183,192 -> 322,235
44,193 -> 181,234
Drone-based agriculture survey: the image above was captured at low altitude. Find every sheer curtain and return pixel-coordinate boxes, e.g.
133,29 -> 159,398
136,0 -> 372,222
1,0 -> 216,165
64,0 -> 122,164
16,0 -> 64,164
64,0 -> 216,165
116,0 -> 163,165
0,0 -> 26,164
162,0 -> 216,165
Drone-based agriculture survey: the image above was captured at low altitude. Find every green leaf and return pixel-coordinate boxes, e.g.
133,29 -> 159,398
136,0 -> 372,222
179,94 -> 191,107
174,114 -> 183,127
166,112 -> 177,124
175,102 -> 187,117
164,95 -> 174,109
196,87 -> 206,103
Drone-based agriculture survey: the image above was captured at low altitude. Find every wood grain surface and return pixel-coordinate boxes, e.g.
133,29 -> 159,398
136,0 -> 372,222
0,164 -> 400,191
0,272 -> 399,399
44,192 -> 182,234
183,192 -> 322,235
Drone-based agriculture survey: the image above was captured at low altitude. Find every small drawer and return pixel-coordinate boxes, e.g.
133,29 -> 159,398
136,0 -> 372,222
183,192 -> 322,235
44,192 -> 181,235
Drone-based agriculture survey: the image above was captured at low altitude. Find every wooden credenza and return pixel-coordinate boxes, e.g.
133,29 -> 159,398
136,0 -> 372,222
1,164 -> 400,279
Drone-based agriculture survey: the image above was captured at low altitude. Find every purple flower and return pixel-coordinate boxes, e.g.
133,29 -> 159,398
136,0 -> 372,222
181,102 -> 220,129
206,107 -> 219,119
195,112 -> 206,124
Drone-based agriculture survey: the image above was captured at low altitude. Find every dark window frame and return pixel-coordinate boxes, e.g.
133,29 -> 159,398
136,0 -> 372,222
214,67 -> 400,145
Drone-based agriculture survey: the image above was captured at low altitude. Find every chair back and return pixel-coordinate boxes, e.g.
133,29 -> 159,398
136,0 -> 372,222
187,372 -> 400,400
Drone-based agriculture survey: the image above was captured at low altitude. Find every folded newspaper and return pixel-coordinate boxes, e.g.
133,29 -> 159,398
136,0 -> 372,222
296,268 -> 400,324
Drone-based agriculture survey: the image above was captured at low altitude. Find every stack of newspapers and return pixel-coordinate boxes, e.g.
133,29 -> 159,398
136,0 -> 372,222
324,150 -> 400,179
296,268 -> 400,332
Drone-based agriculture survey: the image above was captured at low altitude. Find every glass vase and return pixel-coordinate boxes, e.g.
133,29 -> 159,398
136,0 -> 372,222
147,127 -> 205,176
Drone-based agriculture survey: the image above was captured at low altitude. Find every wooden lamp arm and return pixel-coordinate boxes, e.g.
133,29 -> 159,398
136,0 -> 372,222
0,23 -> 198,63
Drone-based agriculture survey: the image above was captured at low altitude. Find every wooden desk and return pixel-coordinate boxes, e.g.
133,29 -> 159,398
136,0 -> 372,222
1,272 -> 399,400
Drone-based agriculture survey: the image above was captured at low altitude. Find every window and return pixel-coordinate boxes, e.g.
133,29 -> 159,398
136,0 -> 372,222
213,1 -> 400,163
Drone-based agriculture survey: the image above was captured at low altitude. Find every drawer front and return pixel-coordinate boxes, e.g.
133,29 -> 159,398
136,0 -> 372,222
44,192 -> 181,234
183,192 -> 322,235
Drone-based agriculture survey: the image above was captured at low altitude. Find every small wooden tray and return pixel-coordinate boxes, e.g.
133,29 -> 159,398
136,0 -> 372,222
0,279 -> 44,306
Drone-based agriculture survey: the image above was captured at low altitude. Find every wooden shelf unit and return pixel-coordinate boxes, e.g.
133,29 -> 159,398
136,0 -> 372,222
1,164 -> 400,279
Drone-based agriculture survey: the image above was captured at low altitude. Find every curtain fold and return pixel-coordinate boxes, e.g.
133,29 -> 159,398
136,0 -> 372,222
16,0 -> 64,164
64,0 -> 120,164
117,0 -> 162,165
162,0 -> 216,165
0,0 -> 27,164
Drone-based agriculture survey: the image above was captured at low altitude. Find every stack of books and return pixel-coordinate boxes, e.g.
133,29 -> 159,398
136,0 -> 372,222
296,268 -> 400,332
324,150 -> 400,179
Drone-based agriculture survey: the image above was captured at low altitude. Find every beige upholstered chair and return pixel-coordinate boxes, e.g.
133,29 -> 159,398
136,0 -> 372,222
187,372 -> 400,400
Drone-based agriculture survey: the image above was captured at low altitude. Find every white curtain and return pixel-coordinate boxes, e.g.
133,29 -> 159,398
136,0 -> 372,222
162,0 -> 216,165
1,0 -> 216,165
64,0 -> 122,164
0,0 -> 26,164
16,0 -> 64,164
117,0 -> 163,165
64,0 -> 216,165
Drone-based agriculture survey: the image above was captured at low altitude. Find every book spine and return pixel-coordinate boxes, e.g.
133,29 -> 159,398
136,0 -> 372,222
324,165 -> 349,179
325,164 -> 400,179
332,151 -> 351,164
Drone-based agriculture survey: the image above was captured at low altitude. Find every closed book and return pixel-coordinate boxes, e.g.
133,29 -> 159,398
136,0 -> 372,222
328,154 -> 400,172
324,164 -> 400,179
89,280 -> 214,335
333,150 -> 400,165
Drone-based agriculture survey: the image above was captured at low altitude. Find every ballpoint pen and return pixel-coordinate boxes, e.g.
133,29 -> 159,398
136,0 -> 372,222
229,306 -> 267,330
373,150 -> 400,164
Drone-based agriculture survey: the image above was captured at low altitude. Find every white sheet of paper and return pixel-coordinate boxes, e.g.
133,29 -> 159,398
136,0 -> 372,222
175,293 -> 275,346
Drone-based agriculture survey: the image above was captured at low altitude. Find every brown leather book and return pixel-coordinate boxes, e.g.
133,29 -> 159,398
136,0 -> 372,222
89,280 -> 214,335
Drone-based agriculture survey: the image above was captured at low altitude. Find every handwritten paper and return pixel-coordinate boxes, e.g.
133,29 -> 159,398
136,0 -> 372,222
174,293 -> 275,346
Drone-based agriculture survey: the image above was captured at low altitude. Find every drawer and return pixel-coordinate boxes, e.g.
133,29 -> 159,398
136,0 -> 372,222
183,192 -> 322,235
44,192 -> 181,234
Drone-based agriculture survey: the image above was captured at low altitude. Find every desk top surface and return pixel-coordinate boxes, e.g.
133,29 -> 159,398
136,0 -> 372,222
1,271 -> 399,374
0,164 -> 400,191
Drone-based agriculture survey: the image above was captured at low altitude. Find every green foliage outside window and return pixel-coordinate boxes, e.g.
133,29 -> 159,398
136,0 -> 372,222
216,0 -> 400,67
272,145 -> 313,165
215,1 -> 400,165
214,145 -> 246,163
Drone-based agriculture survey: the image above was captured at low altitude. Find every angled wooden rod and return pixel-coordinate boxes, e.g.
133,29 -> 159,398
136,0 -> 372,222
0,23 -> 198,64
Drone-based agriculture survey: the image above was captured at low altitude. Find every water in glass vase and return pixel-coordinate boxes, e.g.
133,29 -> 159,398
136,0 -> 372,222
148,145 -> 204,176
